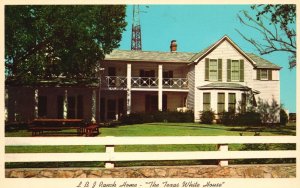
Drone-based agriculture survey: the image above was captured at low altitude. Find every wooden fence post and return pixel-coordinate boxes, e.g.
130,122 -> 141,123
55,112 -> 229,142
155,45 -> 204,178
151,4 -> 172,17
218,144 -> 228,166
105,145 -> 115,168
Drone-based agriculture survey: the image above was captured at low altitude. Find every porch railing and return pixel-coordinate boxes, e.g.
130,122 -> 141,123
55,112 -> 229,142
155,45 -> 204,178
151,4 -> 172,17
131,77 -> 158,88
163,78 -> 188,89
101,76 -> 188,89
102,76 -> 127,88
5,136 -> 297,169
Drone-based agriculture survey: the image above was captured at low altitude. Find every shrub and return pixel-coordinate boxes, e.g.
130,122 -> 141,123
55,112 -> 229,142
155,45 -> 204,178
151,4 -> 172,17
200,110 -> 215,124
289,113 -> 296,122
237,112 -> 261,126
119,113 -> 144,125
257,97 -> 280,124
220,111 -> 236,125
120,111 -> 194,124
280,109 -> 288,125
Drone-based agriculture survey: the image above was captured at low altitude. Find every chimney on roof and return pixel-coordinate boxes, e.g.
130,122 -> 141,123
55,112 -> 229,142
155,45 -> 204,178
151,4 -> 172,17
170,40 -> 177,52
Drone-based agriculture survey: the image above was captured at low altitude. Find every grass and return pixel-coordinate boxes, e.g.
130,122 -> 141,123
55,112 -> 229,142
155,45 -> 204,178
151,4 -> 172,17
5,122 -> 296,137
5,122 -> 296,168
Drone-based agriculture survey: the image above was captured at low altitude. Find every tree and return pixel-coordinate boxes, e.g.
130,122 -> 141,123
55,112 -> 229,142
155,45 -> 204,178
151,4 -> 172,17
236,5 -> 296,69
5,5 -> 127,84
257,97 -> 280,124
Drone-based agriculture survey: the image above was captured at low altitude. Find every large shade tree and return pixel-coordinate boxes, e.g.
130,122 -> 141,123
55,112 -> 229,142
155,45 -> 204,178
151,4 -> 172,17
237,4 -> 296,69
5,5 -> 127,84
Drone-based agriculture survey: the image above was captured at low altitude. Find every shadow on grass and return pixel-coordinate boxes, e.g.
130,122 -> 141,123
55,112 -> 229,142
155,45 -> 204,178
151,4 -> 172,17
148,123 -> 232,131
229,127 -> 295,136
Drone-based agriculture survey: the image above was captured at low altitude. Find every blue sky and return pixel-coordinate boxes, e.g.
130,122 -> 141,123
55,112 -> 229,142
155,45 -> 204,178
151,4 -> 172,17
118,5 -> 296,113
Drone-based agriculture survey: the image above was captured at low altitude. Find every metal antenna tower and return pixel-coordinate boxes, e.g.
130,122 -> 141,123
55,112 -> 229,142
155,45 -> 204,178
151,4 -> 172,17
131,5 -> 142,51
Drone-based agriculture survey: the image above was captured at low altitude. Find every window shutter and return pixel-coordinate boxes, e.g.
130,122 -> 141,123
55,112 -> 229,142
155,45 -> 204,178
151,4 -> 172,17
205,58 -> 209,81
218,59 -> 222,81
257,69 -> 261,80
227,59 -> 231,82
240,59 -> 244,82
268,70 -> 272,80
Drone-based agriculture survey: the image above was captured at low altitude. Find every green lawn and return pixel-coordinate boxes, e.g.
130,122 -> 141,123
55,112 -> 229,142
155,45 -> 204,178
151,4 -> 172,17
5,123 -> 296,168
5,122 -> 296,137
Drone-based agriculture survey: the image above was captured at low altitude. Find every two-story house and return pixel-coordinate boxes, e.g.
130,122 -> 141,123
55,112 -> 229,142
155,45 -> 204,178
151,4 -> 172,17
100,35 -> 280,121
5,35 -> 281,123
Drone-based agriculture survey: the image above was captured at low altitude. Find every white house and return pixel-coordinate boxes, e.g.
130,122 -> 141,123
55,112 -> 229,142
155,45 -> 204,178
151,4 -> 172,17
5,35 -> 281,123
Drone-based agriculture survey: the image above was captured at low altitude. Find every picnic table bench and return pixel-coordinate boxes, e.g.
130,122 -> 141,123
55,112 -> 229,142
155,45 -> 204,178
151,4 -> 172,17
29,119 -> 96,136
85,124 -> 100,137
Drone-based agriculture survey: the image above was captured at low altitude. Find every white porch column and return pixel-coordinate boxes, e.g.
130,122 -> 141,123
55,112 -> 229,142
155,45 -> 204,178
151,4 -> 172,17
225,92 -> 228,112
235,92 -> 241,112
34,89 -> 39,118
91,89 -> 96,123
158,64 -> 163,111
210,91 -> 217,112
63,90 -> 68,119
126,63 -> 132,115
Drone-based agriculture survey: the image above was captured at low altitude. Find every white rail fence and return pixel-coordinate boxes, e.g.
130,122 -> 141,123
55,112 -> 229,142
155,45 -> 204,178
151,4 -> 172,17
5,136 -> 297,169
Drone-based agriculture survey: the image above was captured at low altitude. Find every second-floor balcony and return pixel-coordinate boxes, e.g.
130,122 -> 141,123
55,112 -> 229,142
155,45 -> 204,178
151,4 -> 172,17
101,76 -> 188,90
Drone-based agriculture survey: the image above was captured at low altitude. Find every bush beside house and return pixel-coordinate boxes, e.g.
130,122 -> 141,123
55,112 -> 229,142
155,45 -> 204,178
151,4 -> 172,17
200,110 -> 215,124
120,111 -> 194,125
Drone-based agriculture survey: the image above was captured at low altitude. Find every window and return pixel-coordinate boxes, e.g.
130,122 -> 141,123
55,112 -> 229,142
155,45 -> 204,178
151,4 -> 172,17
77,95 -> 83,119
38,96 -> 47,117
67,96 -> 76,118
107,99 -> 116,119
67,95 -> 83,119
231,60 -> 240,81
205,58 -> 222,81
261,69 -> 268,80
257,69 -> 272,80
203,93 -> 211,111
209,59 -> 218,81
217,93 -> 225,113
228,93 -> 236,112
57,96 -> 64,118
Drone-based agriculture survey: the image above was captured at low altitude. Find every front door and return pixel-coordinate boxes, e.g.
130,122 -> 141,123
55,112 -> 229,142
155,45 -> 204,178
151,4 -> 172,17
100,98 -> 106,121
107,99 -> 116,120
145,95 -> 158,112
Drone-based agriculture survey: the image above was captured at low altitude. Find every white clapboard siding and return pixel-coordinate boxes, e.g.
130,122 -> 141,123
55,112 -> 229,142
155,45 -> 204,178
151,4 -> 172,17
5,136 -> 297,146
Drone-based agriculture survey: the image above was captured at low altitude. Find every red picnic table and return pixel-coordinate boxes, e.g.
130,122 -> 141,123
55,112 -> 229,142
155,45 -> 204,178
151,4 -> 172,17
30,118 -> 99,136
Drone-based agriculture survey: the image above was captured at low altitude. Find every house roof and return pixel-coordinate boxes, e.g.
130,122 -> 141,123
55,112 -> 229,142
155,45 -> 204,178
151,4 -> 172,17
245,53 -> 281,69
198,83 -> 250,90
189,35 -> 256,64
104,49 -> 196,63
104,36 -> 281,69
197,83 -> 260,94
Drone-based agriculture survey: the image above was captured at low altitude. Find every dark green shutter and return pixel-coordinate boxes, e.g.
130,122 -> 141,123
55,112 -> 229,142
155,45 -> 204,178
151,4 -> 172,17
257,69 -> 261,80
268,70 -> 272,80
240,59 -> 244,82
227,59 -> 231,82
218,59 -> 222,81
205,58 -> 209,81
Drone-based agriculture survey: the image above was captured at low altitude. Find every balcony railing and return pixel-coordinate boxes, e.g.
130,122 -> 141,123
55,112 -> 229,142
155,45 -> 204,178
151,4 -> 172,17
131,77 -> 158,88
102,76 -> 127,88
163,78 -> 188,89
101,76 -> 188,89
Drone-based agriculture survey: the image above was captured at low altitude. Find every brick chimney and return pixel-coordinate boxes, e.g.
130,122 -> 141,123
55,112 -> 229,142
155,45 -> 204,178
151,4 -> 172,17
170,40 -> 177,52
